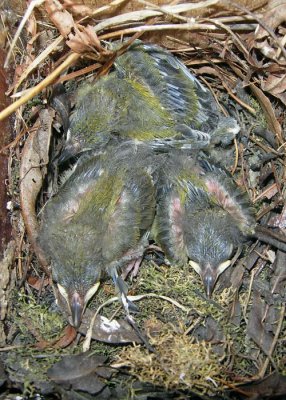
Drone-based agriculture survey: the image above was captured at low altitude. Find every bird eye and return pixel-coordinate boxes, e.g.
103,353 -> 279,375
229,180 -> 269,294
57,283 -> 69,303
84,282 -> 101,304
217,259 -> 232,274
189,260 -> 201,274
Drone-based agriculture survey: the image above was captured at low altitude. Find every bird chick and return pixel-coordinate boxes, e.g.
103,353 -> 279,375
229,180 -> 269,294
61,41 -> 239,162
39,142 -> 159,327
153,153 -> 255,297
114,41 -> 240,146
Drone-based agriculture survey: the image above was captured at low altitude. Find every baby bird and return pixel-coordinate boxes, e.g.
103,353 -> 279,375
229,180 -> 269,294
114,40 -> 239,146
60,41 -> 239,162
38,142 -> 159,327
153,152 -> 255,297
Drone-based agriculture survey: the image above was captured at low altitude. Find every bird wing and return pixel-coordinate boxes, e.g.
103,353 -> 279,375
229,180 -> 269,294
115,41 -> 240,145
154,179 -> 189,266
199,159 -> 255,233
153,152 -> 217,264
115,41 -> 219,130
100,169 -> 156,266
69,73 -> 210,152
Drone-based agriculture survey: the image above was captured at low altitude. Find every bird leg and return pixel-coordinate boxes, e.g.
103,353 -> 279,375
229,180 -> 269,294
121,257 -> 142,280
110,267 -> 139,315
119,232 -> 150,280
108,233 -> 152,314
122,244 -> 169,280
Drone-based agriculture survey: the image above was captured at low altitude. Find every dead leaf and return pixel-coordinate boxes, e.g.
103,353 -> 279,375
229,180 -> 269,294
246,290 -> 277,354
192,315 -> 226,358
54,325 -> 77,348
27,275 -> 50,290
45,0 -> 75,38
67,25 -> 108,54
20,108 -> 54,274
0,49 -> 12,253
255,0 -> 286,40
0,241 -> 16,345
47,352 -> 114,395
249,83 -> 283,145
271,250 -> 286,297
78,309 -> 142,344
264,73 -> 286,94
34,325 -> 77,350
261,73 -> 286,106
235,372 -> 286,398
62,0 -> 93,17
254,183 -> 279,201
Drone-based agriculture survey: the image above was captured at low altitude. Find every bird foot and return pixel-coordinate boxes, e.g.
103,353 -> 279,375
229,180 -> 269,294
145,244 -> 170,266
110,271 -> 139,314
121,257 -> 142,280
121,291 -> 139,315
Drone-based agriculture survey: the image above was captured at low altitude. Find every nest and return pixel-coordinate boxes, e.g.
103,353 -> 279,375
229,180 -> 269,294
0,0 -> 285,399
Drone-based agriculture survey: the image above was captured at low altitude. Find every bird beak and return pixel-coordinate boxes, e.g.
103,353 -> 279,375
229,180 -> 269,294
202,264 -> 217,298
70,282 -> 101,328
71,292 -> 84,328
189,260 -> 217,297
202,259 -> 232,298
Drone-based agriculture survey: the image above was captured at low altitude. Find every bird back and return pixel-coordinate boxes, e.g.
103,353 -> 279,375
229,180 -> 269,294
114,41 -> 240,144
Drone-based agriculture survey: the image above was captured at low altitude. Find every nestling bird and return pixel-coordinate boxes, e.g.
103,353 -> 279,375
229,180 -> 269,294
153,152 -> 255,297
38,142 -> 160,327
60,41 -> 239,162
114,41 -> 239,146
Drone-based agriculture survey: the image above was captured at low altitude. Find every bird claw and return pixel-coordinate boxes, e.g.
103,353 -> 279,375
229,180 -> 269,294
121,257 -> 142,280
111,272 -> 139,315
121,293 -> 139,315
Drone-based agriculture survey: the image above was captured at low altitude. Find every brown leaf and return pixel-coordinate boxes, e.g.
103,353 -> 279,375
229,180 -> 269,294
195,66 -> 221,78
27,275 -> 51,290
62,0 -> 93,17
249,83 -> 283,144
78,309 -> 142,344
237,372 -> 286,398
45,0 -> 75,38
47,352 -> 114,395
67,25 -> 107,54
34,325 -> 77,350
264,72 -> 286,94
26,9 -> 37,38
246,290 -> 277,354
0,50 -> 12,254
255,183 -> 279,201
54,325 -> 77,348
270,250 -> 286,297
255,0 -> 286,40
262,73 -> 286,98
20,108 -> 54,274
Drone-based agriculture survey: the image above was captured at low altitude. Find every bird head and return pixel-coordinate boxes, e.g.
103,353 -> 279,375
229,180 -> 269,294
51,254 -> 102,328
39,210 -> 104,328
186,209 -> 242,297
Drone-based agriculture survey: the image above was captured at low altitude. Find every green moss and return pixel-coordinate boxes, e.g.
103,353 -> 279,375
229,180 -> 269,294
249,97 -> 267,128
13,291 -> 65,343
115,320 -> 223,395
8,256 -> 285,396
